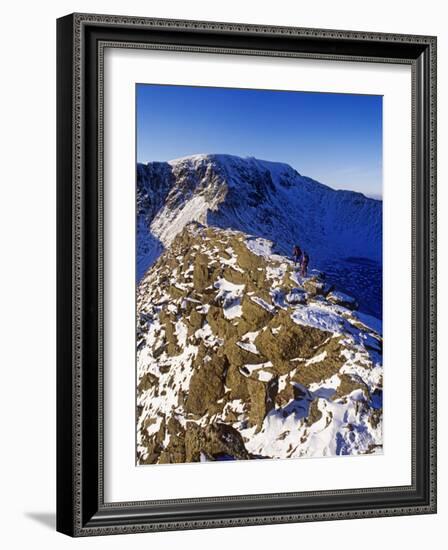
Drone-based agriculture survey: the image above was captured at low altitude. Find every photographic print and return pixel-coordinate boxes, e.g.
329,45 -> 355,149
136,84 -> 383,465
57,15 -> 437,534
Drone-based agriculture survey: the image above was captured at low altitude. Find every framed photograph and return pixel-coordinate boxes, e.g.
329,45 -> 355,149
56,13 -> 437,536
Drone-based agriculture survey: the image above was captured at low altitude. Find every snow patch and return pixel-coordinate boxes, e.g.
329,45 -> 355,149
305,350 -> 328,366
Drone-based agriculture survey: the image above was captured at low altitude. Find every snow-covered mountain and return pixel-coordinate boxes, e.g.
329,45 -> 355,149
136,154 -> 383,464
137,154 -> 382,316
137,224 -> 383,464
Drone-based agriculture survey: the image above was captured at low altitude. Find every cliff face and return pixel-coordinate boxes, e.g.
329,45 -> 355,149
137,154 -> 382,317
136,223 -> 383,464
138,155 -> 382,255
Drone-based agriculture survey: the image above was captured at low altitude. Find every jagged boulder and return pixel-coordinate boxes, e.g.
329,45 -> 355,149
185,422 -> 251,462
138,416 -> 166,465
247,376 -> 278,431
158,417 -> 187,464
255,312 -> 329,366
302,275 -> 333,297
222,266 -> 246,285
305,400 -> 323,427
193,253 -> 212,291
331,373 -> 369,402
159,310 -> 180,356
233,240 -> 265,272
185,355 -> 228,416
327,291 -> 358,310
206,305 -> 238,339
240,295 -> 274,331
285,288 -> 307,305
186,309 -> 205,336
137,372 -> 159,394
223,337 -> 266,368
290,338 -> 345,387
167,285 -> 186,299
225,363 -> 250,401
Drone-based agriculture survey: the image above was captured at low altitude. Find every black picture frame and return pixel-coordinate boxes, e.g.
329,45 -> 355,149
57,13 -> 437,537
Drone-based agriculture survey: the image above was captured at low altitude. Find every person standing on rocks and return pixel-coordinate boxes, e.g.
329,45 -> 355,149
300,251 -> 309,277
292,244 -> 302,266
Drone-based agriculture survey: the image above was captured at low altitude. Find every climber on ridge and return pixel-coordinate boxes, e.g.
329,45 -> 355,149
292,244 -> 302,266
301,251 -> 309,277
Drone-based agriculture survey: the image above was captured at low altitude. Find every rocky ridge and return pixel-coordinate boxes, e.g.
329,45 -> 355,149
137,154 -> 382,287
136,223 -> 383,464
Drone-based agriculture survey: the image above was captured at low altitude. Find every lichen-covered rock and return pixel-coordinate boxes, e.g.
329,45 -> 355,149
327,290 -> 358,310
305,400 -> 323,427
158,417 -> 187,464
185,423 -> 251,462
206,305 -> 238,340
225,363 -> 250,401
223,337 -> 266,368
186,309 -> 205,336
303,275 -> 333,297
159,310 -> 180,356
193,253 -> 211,291
255,313 -> 329,365
240,295 -> 274,331
185,355 -> 228,416
137,372 -> 159,394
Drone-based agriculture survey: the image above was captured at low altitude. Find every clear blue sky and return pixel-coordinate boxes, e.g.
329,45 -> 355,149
136,84 -> 382,198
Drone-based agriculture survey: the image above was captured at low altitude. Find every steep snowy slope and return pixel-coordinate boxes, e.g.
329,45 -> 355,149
137,154 -> 382,315
137,223 -> 383,464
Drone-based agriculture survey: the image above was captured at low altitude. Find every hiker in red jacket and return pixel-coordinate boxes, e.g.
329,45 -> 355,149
292,244 -> 302,266
300,251 -> 309,277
